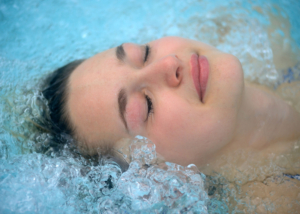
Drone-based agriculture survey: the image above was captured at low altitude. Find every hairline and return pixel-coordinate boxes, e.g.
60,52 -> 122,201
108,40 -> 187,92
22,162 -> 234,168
63,65 -> 116,157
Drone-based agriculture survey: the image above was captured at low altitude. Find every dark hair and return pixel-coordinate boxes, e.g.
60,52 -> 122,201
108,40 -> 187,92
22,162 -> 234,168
42,59 -> 85,146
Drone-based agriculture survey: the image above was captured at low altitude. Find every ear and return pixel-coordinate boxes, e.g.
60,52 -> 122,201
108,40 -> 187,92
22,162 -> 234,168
114,137 -> 133,164
155,152 -> 166,165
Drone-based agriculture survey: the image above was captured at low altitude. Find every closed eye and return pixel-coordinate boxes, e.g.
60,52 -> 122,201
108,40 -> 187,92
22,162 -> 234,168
145,94 -> 154,121
144,45 -> 151,63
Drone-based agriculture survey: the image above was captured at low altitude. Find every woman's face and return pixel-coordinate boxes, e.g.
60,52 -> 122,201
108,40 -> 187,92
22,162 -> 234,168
68,37 -> 244,166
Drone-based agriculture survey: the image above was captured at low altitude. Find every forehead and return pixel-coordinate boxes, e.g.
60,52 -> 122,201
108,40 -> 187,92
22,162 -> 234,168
71,48 -> 118,83
67,48 -> 127,144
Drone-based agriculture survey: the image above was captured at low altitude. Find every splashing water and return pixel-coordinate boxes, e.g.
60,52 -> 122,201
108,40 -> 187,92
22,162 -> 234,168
0,137 -> 208,213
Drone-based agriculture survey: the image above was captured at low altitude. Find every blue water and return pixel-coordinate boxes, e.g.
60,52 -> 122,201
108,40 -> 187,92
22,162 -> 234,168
0,0 -> 300,213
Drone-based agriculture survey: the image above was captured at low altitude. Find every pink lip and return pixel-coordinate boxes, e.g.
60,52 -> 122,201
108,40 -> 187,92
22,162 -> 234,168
190,53 -> 209,102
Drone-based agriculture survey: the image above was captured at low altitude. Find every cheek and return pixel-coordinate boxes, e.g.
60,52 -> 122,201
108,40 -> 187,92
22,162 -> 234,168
147,99 -> 237,164
152,108 -> 220,146
148,100 -> 200,152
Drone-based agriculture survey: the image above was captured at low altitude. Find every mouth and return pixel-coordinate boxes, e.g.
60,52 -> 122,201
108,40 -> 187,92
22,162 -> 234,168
190,53 -> 209,103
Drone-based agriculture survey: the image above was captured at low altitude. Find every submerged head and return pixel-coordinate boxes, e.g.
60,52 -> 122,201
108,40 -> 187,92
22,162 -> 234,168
44,36 -> 245,166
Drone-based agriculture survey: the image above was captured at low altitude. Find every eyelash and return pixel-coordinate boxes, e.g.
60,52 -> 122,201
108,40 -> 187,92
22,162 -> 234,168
144,45 -> 151,63
143,45 -> 153,121
145,94 -> 154,120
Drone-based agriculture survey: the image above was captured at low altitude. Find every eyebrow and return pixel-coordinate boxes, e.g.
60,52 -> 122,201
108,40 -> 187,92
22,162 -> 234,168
116,44 -> 126,62
118,88 -> 129,132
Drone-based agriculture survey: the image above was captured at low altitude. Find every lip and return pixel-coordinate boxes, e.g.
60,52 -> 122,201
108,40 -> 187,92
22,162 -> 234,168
190,53 -> 209,103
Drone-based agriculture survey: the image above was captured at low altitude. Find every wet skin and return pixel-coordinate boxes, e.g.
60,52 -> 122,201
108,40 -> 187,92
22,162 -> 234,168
67,36 -> 245,166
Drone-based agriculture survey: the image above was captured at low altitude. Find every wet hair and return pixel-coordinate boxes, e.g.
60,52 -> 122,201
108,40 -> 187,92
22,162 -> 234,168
42,59 -> 85,149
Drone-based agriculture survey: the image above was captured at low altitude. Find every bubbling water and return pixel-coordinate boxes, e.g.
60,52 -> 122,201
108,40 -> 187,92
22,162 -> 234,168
0,137 -> 209,213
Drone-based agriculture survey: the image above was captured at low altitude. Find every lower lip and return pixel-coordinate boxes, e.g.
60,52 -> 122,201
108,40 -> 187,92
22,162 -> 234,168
191,54 -> 209,102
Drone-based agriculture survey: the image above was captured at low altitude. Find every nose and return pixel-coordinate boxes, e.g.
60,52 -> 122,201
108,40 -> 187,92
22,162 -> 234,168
138,55 -> 182,88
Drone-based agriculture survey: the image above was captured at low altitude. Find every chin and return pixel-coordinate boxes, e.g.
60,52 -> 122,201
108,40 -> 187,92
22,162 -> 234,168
204,51 -> 244,113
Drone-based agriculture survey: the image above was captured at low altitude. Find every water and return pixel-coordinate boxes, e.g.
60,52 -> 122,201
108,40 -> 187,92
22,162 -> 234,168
0,137 -> 208,213
0,0 -> 300,213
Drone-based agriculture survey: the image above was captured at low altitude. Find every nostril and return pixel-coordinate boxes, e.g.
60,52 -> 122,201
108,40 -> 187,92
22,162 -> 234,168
176,68 -> 180,79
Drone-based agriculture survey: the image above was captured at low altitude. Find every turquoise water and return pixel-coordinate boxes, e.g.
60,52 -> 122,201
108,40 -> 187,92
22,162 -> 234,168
0,0 -> 299,213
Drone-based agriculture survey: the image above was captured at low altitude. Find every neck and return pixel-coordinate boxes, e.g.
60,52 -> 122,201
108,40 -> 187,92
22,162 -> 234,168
234,82 -> 300,151
200,82 -> 300,179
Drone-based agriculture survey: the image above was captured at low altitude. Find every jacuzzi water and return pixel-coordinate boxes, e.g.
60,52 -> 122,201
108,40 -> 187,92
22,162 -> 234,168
0,0 -> 299,213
